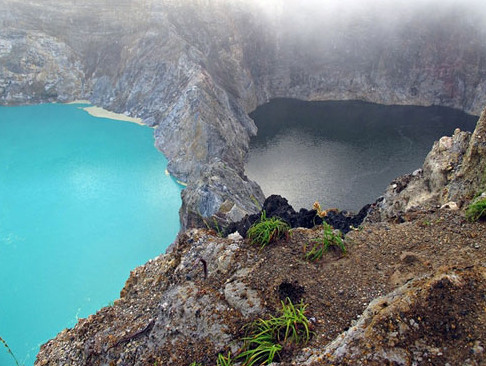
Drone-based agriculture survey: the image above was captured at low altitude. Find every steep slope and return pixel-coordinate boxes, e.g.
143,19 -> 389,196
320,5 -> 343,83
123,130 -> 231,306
35,196 -> 486,365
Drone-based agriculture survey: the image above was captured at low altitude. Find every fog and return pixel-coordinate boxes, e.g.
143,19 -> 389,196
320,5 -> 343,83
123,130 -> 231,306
251,0 -> 486,42
255,0 -> 486,20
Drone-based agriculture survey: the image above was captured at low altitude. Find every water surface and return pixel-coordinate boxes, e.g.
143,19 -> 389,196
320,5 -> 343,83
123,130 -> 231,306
246,99 -> 478,211
0,103 -> 182,365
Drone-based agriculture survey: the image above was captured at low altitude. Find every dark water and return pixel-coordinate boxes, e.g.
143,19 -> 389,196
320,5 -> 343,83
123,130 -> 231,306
246,99 -> 478,212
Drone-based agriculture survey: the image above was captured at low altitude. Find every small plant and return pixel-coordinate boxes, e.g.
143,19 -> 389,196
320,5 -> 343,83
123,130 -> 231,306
466,195 -> 486,222
276,299 -> 311,344
304,222 -> 345,261
201,216 -> 224,237
217,352 -> 233,366
250,194 -> 263,211
238,335 -> 281,366
0,336 -> 21,366
238,298 -> 311,365
247,211 -> 290,249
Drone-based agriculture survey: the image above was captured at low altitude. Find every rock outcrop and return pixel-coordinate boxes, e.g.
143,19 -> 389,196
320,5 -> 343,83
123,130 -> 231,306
378,107 -> 486,219
0,30 -> 86,103
298,267 -> 486,366
2,0 -> 486,227
225,194 -> 370,237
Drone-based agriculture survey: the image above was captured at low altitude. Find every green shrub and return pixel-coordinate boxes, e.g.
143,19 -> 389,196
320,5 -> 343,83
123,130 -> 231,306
238,298 -> 311,365
466,196 -> 486,222
304,222 -> 345,261
247,211 -> 290,249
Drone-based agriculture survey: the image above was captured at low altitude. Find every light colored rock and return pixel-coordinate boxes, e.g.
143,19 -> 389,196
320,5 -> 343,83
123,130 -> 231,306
227,231 -> 243,241
441,201 -> 459,210
224,281 -> 262,317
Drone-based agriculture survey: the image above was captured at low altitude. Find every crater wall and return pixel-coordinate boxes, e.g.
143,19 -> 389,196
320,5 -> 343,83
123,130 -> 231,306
1,0 -> 485,227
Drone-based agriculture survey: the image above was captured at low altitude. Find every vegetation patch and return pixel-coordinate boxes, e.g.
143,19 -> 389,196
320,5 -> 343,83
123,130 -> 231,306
304,222 -> 345,261
238,298 -> 311,366
247,211 -> 290,249
217,352 -> 233,366
465,195 -> 486,222
189,299 -> 311,366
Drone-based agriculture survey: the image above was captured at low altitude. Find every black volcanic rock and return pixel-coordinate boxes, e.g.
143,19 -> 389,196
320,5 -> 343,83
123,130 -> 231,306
225,194 -> 370,237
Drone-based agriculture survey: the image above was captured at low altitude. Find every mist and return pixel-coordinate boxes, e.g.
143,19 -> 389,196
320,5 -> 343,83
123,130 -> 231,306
255,0 -> 486,22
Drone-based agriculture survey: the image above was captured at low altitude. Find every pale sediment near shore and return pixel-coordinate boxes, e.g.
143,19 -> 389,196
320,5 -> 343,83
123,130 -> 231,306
82,106 -> 145,126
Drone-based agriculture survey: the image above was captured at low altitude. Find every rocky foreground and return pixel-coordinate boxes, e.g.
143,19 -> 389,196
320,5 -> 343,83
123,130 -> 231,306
36,110 -> 486,364
35,209 -> 486,365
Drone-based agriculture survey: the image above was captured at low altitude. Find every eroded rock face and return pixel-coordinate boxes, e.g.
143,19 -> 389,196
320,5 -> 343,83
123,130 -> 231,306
2,0 -> 486,227
0,30 -> 86,103
378,108 -> 486,219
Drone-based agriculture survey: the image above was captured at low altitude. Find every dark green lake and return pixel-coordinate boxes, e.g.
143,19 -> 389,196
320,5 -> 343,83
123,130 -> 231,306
246,99 -> 478,212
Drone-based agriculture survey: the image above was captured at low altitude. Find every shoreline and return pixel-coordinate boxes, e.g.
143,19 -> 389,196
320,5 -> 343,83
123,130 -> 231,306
165,169 -> 187,187
65,100 -> 146,126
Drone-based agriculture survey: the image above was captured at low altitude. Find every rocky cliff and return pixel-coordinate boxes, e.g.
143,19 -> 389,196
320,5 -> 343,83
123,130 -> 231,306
35,219 -> 486,365
1,0 -> 486,227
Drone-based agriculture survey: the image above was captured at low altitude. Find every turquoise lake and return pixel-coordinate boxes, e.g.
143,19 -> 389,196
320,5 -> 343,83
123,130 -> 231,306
0,103 -> 182,365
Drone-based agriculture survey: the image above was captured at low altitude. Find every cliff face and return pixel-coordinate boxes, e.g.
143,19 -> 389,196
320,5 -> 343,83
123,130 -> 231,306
264,2 -> 486,115
1,0 -> 486,226
0,29 -> 86,103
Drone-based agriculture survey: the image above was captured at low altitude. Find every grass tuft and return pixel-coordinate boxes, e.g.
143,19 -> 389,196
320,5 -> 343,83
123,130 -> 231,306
217,352 -> 233,366
304,222 -> 345,261
247,211 -> 290,249
466,195 -> 486,222
238,298 -> 311,365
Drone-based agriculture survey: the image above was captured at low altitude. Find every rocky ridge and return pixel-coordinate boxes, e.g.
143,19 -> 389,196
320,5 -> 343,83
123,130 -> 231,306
1,0 -> 486,226
35,198 -> 486,365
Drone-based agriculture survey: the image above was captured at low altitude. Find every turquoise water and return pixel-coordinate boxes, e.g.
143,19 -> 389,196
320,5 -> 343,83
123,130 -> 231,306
0,104 -> 182,365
